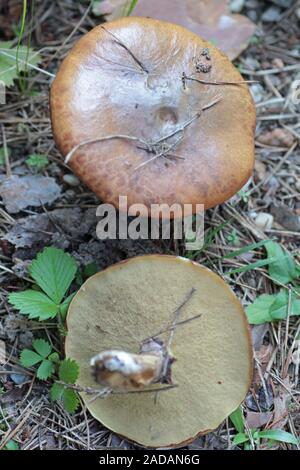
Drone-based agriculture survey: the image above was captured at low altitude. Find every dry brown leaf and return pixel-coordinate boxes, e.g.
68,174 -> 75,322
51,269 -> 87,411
270,377 -> 291,430
271,205 -> 300,232
254,160 -> 267,182
102,0 -> 256,60
246,410 -> 272,429
257,128 -> 295,148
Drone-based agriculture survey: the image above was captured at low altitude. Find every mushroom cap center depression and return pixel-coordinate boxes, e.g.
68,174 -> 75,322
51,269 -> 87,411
50,18 -> 256,215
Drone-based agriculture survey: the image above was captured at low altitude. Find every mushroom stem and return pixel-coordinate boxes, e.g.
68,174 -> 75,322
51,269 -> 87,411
90,339 -> 171,391
90,288 -> 198,392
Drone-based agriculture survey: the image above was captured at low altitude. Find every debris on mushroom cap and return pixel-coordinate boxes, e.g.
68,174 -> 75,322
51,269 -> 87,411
50,17 -> 256,218
65,255 -> 253,448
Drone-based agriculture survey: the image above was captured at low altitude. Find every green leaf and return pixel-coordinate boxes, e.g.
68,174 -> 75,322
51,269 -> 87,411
258,429 -> 299,445
8,290 -> 59,321
59,291 -> 76,321
20,348 -> 42,367
50,382 -> 80,414
4,440 -> 19,450
50,382 -> 65,402
246,294 -> 275,324
269,291 -> 300,320
265,241 -> 300,285
230,407 -> 245,434
232,433 -> 250,446
29,247 -> 77,304
32,339 -> 52,358
48,352 -> 60,363
26,153 -> 49,170
58,359 -> 79,384
227,255 -> 285,276
0,41 -> 41,87
62,388 -> 80,414
37,360 -> 55,380
223,240 -> 270,259
126,0 -> 138,16
247,290 -> 300,325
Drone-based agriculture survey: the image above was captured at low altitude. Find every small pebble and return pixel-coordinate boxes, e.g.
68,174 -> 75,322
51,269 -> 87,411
272,58 -> 284,69
230,0 -> 245,13
255,213 -> 274,230
63,174 -> 80,187
262,6 -> 281,22
10,373 -> 27,385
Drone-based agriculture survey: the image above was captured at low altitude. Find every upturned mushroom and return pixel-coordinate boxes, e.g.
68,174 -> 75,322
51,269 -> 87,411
65,255 -> 252,448
50,17 -> 256,217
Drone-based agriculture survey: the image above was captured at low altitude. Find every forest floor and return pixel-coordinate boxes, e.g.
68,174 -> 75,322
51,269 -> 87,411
0,0 -> 299,450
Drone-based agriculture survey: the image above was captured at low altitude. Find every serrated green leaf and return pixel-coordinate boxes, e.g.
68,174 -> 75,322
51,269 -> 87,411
26,153 -> 49,170
258,429 -> 299,445
32,339 -> 52,358
246,294 -> 275,324
62,388 -> 80,414
29,247 -> 77,304
8,290 -> 59,321
51,383 -> 65,401
50,382 -> 80,414
20,348 -> 42,367
230,407 -> 245,434
50,382 -> 65,401
58,359 -> 79,384
0,41 -> 41,87
48,352 -> 60,363
232,433 -> 249,446
265,241 -> 300,285
37,360 -> 55,380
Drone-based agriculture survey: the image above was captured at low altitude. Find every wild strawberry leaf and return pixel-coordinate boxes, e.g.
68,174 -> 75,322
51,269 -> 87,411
0,41 -> 41,87
32,339 -> 52,358
37,360 -> 55,381
58,359 -> 79,384
29,247 -> 77,304
62,388 -> 80,414
8,290 -> 59,321
20,348 -> 42,368
50,382 -> 65,402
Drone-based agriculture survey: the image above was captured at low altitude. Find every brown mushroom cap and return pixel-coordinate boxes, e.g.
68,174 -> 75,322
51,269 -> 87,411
51,17 -> 255,216
65,255 -> 253,448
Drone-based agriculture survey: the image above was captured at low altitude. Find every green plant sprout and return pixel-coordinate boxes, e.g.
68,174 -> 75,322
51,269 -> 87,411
230,407 -> 299,449
20,339 -> 59,380
26,153 -> 49,171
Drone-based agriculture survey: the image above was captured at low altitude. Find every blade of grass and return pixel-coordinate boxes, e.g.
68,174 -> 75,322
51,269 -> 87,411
126,0 -> 138,16
227,254 -> 291,276
222,239 -> 270,259
16,0 -> 27,78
